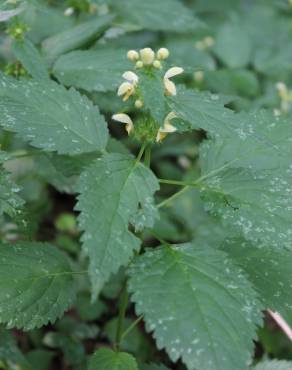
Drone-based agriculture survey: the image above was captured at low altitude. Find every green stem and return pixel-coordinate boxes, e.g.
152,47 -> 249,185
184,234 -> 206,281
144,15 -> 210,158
158,186 -> 190,209
136,143 -> 147,164
149,229 -> 171,246
144,144 -> 152,167
115,284 -> 129,351
121,315 -> 144,341
159,178 -> 194,187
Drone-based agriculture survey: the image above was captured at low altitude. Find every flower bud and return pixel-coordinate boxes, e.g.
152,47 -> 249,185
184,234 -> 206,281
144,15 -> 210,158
153,60 -> 162,69
204,36 -> 215,47
135,99 -> 143,109
194,71 -> 204,82
64,7 -> 74,16
157,48 -> 169,60
135,61 -> 144,69
127,50 -> 139,61
139,48 -> 155,65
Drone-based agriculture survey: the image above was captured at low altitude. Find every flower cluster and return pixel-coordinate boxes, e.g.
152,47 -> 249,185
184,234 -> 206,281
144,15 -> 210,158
112,48 -> 183,143
275,82 -> 292,115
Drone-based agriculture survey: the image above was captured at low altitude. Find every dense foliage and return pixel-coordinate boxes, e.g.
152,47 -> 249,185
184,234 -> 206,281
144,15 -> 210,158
0,0 -> 292,369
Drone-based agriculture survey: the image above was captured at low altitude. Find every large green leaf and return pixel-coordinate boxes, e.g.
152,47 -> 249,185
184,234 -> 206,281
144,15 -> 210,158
53,48 -> 131,92
0,75 -> 108,155
199,133 -> 292,249
222,239 -> 292,323
129,243 -> 262,370
88,348 -> 138,370
253,360 -> 292,370
0,242 -> 76,330
41,14 -> 114,62
111,0 -> 204,32
76,153 -> 159,298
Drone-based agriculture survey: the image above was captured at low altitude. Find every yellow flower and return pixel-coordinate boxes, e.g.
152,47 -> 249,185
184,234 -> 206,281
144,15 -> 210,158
112,113 -> 134,134
117,71 -> 139,101
156,112 -> 177,142
164,67 -> 184,96
139,48 -> 155,65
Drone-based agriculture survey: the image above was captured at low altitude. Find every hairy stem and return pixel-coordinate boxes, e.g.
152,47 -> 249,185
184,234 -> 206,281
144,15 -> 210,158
144,144 -> 152,167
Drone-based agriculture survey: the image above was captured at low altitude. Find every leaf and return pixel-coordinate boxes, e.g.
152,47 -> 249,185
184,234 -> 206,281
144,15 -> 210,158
0,242 -> 76,330
53,48 -> 131,92
88,348 -> 138,370
12,38 -> 50,81
21,3 -> 75,44
0,74 -> 108,155
111,0 -> 204,32
129,243 -> 262,370
34,152 -> 97,194
0,328 -> 33,370
199,126 -> 292,249
214,20 -> 252,68
0,164 -> 24,218
199,110 -> 292,171
41,14 -> 114,62
168,88 -> 236,137
76,153 -> 159,298
253,360 -> 292,370
138,70 -> 167,125
199,165 -> 292,249
221,239 -> 292,323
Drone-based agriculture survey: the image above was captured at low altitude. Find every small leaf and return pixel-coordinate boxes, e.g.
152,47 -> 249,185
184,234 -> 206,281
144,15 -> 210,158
0,242 -> 76,330
53,48 -> 131,92
222,239 -> 292,324
88,348 -> 138,370
76,153 -> 159,298
0,75 -> 108,155
129,243 -> 262,370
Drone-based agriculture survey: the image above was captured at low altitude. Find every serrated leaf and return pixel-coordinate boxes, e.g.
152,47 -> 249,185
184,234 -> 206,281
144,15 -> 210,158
253,360 -> 292,370
199,127 -> 292,249
76,153 -> 159,298
199,165 -> 292,249
129,243 -> 262,370
112,0 -> 204,32
12,38 -> 50,80
88,348 -> 138,370
0,242 -> 76,330
0,75 -> 108,155
53,48 -> 131,92
222,239 -> 292,323
168,88 -> 236,137
41,14 -> 114,62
